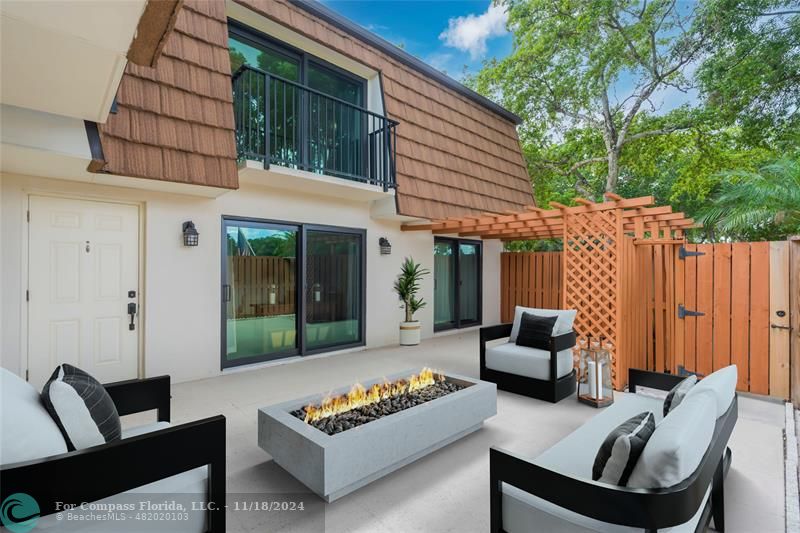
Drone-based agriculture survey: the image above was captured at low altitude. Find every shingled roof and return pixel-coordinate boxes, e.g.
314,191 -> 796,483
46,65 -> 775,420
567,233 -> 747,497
93,0 -> 533,219
93,0 -> 239,189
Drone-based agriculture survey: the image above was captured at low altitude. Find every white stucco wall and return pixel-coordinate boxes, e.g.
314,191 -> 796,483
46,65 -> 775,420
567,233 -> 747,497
0,172 -> 501,383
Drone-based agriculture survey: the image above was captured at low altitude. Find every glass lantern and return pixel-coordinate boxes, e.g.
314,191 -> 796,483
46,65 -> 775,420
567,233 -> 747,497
577,336 -> 614,408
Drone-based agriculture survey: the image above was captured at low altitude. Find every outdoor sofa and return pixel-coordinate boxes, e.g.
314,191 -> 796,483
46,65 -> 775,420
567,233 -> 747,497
0,368 -> 226,532
489,366 -> 738,532
480,306 -> 578,403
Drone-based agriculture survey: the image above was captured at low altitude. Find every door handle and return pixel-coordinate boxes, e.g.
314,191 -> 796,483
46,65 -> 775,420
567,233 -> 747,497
770,324 -> 791,330
128,302 -> 137,331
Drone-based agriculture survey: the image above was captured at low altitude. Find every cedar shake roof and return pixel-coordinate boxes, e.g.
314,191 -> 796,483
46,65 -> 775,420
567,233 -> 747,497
94,0 -> 533,217
237,0 -> 534,219
93,0 -> 239,189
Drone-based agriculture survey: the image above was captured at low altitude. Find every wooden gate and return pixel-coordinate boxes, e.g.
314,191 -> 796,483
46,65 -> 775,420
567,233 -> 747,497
500,239 -> 795,399
675,242 -> 791,397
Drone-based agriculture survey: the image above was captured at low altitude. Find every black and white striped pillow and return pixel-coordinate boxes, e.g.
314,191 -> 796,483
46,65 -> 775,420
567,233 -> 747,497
41,364 -> 121,450
663,375 -> 698,416
592,412 -> 655,486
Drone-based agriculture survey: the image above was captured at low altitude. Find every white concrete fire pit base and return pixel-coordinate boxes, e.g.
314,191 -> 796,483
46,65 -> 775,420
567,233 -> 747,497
258,369 -> 497,502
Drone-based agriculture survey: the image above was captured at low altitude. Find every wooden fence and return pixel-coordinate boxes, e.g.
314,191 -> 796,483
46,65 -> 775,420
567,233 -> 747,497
500,239 -> 796,399
228,255 -> 358,322
500,252 -> 562,322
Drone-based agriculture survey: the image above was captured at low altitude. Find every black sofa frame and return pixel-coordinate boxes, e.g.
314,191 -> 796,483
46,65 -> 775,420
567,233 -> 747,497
0,375 -> 226,532
489,369 -> 737,533
480,323 -> 577,403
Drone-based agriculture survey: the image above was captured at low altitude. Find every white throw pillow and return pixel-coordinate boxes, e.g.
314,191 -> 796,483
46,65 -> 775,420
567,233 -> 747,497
685,365 -> 737,418
510,306 -> 577,342
627,389 -> 717,489
0,368 -> 68,465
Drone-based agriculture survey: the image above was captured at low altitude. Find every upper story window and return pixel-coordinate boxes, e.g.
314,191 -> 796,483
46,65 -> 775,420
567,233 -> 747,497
228,21 -> 396,190
228,22 -> 364,106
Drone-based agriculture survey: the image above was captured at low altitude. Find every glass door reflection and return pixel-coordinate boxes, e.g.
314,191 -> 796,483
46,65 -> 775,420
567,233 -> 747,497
434,240 -> 456,330
458,242 -> 481,326
304,229 -> 363,351
433,238 -> 482,331
223,220 -> 298,365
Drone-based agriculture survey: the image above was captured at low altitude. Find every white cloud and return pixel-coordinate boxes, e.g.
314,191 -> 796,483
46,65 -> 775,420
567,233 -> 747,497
426,52 -> 454,73
439,2 -> 508,60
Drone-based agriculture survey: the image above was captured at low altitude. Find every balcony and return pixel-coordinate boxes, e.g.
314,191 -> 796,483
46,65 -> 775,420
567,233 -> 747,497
232,65 -> 398,192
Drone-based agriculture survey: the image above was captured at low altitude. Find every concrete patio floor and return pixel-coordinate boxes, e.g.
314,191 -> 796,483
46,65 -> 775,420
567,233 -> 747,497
135,331 -> 786,532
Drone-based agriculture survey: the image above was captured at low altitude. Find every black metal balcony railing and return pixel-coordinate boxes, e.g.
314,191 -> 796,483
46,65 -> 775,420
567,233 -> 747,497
232,65 -> 398,191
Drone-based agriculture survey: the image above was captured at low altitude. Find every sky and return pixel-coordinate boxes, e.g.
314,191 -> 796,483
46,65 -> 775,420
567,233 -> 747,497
322,0 -> 699,113
323,0 -> 513,79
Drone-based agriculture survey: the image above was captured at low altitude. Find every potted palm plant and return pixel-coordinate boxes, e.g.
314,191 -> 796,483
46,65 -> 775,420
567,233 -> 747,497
393,257 -> 430,346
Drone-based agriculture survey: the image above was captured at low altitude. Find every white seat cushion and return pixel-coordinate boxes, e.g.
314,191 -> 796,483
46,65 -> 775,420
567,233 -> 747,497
510,306 -> 577,343
34,419 -> 208,532
1,367 -> 68,465
627,389 -> 717,489
485,343 -> 573,380
685,365 -> 737,418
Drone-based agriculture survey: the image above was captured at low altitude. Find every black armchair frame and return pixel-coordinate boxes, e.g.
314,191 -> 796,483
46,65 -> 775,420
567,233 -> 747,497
0,375 -> 226,532
480,323 -> 576,403
490,368 -> 737,533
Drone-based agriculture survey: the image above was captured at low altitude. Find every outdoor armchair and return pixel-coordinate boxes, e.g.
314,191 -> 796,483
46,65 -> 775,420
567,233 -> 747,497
479,309 -> 577,403
0,371 -> 226,532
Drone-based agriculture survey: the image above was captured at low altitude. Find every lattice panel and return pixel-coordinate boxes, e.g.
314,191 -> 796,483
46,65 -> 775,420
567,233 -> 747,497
564,209 -> 622,385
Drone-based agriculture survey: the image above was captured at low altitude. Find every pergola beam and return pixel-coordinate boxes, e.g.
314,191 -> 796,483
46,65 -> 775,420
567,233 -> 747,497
401,196 -> 655,233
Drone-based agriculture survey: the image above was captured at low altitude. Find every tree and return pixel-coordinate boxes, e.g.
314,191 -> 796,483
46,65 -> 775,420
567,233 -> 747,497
698,157 -> 800,240
473,0 -> 710,193
695,1 -> 800,143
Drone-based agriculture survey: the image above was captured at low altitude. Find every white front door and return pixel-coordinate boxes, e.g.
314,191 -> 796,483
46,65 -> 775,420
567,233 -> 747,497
28,196 -> 140,389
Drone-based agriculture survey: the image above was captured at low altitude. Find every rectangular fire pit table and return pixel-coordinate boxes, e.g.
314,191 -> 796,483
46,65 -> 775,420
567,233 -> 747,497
258,369 -> 496,502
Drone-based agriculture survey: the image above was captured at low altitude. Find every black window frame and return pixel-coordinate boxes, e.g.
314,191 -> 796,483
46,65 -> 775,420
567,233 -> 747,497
220,216 -> 366,369
433,237 -> 483,332
228,20 -> 367,107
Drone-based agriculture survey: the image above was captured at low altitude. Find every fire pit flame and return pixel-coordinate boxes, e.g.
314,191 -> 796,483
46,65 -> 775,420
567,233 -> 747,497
302,368 -> 445,423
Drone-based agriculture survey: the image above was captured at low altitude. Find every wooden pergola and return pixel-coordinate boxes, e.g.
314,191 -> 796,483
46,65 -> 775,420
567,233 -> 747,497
400,193 -> 694,242
402,193 -> 697,388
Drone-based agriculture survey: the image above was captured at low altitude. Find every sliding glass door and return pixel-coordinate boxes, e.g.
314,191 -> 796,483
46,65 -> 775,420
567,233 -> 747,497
222,218 -> 364,368
305,228 -> 364,352
433,238 -> 482,331
223,220 -> 299,365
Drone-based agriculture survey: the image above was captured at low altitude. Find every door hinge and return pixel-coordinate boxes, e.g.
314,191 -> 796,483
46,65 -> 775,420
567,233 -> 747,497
25,369 -> 29,381
678,246 -> 705,260
25,289 -> 29,302
26,210 -> 30,222
678,304 -> 705,319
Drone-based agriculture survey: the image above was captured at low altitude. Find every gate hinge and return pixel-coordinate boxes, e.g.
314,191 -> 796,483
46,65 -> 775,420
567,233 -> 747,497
678,304 -> 705,319
678,245 -> 705,260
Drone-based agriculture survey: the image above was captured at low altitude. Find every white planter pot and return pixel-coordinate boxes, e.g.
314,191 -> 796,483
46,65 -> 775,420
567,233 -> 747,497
399,321 -> 421,346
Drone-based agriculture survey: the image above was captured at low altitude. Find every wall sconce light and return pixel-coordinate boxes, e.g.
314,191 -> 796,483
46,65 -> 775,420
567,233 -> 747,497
182,221 -> 199,247
379,237 -> 392,255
